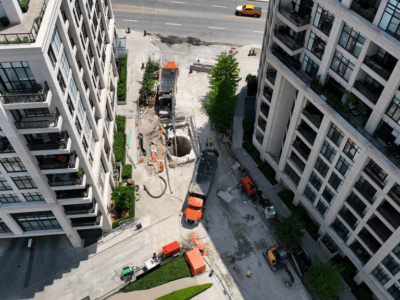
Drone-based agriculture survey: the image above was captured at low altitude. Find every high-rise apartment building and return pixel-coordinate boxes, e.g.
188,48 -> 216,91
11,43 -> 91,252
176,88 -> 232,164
256,0 -> 400,298
0,0 -> 118,248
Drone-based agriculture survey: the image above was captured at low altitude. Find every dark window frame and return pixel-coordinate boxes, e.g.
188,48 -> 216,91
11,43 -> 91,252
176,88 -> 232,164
0,157 -> 26,173
23,192 -> 45,202
322,186 -> 336,205
383,254 -> 400,276
386,96 -> 400,124
316,200 -> 329,217
304,184 -> 317,203
315,157 -> 329,178
321,141 -> 337,163
12,176 -> 37,190
12,211 -> 61,231
372,265 -> 391,286
307,31 -> 326,59
309,172 -> 323,191
336,156 -> 351,178
0,193 -> 20,203
328,172 -> 343,192
338,24 -> 366,58
379,0 -> 400,41
343,139 -> 360,161
327,123 -> 344,146
301,55 -> 319,77
313,5 -> 334,36
0,178 -> 12,190
330,51 -> 355,82
285,164 -> 300,187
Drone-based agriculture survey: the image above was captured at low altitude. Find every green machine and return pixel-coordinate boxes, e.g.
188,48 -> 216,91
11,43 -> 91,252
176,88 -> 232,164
121,267 -> 133,276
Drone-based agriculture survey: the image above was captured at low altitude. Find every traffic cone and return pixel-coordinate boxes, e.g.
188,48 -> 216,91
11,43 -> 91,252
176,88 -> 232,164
252,50 -> 255,56
144,30 -> 146,36
189,68 -> 192,74
229,50 -> 233,55
137,146 -> 140,149
248,50 -> 251,56
135,122 -> 138,126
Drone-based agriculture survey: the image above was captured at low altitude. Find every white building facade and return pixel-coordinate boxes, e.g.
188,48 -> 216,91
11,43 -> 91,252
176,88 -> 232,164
256,0 -> 400,298
0,0 -> 119,248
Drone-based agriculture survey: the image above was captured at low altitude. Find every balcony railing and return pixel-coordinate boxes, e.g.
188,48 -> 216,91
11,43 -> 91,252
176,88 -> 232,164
367,217 -> 392,242
302,108 -> 323,128
258,119 -> 266,131
48,173 -> 84,187
364,55 -> 394,80
0,82 -> 49,104
272,47 -> 301,73
56,187 -> 89,199
27,131 -> 69,151
354,182 -> 377,204
274,29 -> 305,51
38,152 -> 77,170
339,209 -> 359,230
71,214 -> 101,227
350,0 -> 376,23
363,165 -> 388,189
292,141 -> 310,160
64,201 -> 95,215
15,108 -> 60,129
297,126 -> 316,145
353,80 -> 380,104
65,208 -> 95,215
278,5 -> 311,27
0,137 -> 15,153
349,241 -> 371,265
0,0 -> 49,44
263,88 -> 273,101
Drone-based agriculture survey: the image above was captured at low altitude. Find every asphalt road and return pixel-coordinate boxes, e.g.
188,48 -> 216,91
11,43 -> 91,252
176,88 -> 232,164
112,0 -> 269,45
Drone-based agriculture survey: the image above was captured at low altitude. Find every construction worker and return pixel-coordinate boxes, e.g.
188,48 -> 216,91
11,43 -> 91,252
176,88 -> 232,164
209,138 -> 213,147
206,138 -> 209,147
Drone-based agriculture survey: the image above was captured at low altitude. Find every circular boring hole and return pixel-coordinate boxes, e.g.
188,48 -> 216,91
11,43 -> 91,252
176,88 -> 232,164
169,136 -> 192,157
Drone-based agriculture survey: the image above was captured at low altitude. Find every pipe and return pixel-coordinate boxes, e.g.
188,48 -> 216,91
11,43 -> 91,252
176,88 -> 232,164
164,154 -> 173,194
172,115 -> 178,156
144,176 -> 167,198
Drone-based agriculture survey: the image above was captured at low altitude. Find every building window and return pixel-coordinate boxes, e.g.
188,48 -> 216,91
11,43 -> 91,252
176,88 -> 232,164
315,157 -> 329,178
316,200 -> 329,217
304,184 -> 317,203
67,96 -> 75,116
0,220 -> 11,233
84,117 -> 91,138
90,133 -> 96,152
0,178 -> 12,190
88,45 -> 94,60
372,266 -> 391,286
0,62 -> 36,91
343,139 -> 360,161
379,0 -> 400,41
57,70 -> 66,93
60,50 -> 70,79
69,75 -> 78,102
12,211 -> 61,231
313,5 -> 334,36
338,24 -> 365,58
336,156 -> 351,178
48,47 -> 57,67
327,123 -> 344,146
75,0 -> 82,18
321,141 -> 337,163
322,186 -> 336,205
393,243 -> 400,259
82,137 -> 89,152
328,172 -> 343,192
383,255 -> 400,276
309,172 -> 323,191
0,194 -> 20,203
12,176 -> 36,189
388,283 -> 400,300
51,27 -> 62,55
301,55 -> 319,77
307,32 -> 326,59
330,51 -> 355,82
77,97 -> 85,120
75,118 -> 82,135
0,157 -> 26,173
386,96 -> 400,124
23,192 -> 45,202
285,164 -> 300,187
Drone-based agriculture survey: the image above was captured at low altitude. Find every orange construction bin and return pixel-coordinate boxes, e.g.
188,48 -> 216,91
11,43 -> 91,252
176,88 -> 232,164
162,241 -> 180,258
184,248 -> 206,276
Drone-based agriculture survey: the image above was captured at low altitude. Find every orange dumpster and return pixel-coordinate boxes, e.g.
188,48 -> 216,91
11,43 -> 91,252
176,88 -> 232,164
184,248 -> 206,276
162,241 -> 180,258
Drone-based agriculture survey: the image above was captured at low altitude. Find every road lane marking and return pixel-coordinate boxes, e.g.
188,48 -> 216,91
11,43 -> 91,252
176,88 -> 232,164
112,4 -> 172,11
166,23 -> 182,26
212,5 -> 226,8
253,31 -> 263,33
114,9 -> 155,14
224,15 -> 266,21
209,27 -> 225,29
122,19 -> 139,22
171,1 -> 185,3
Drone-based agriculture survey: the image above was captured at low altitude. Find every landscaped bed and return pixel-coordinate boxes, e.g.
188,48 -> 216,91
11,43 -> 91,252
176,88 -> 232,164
155,283 -> 213,300
243,142 -> 262,165
111,184 -> 135,228
122,164 -> 132,180
119,255 -> 191,293
258,162 -> 277,185
117,55 -> 128,101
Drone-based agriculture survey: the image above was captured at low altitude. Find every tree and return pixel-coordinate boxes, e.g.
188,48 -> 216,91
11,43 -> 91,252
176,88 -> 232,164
274,210 -> 304,246
305,256 -> 345,300
202,52 -> 240,126
111,183 -> 135,214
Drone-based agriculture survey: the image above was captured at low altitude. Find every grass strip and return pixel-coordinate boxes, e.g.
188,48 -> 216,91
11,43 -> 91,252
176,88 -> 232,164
155,283 -> 213,300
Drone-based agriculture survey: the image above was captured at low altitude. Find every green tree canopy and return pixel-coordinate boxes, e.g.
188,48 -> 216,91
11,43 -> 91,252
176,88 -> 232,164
274,210 -> 304,246
305,256 -> 345,300
202,52 -> 240,126
111,183 -> 135,214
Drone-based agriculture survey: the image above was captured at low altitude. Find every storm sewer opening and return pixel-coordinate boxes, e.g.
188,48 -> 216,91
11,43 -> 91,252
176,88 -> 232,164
169,136 -> 192,157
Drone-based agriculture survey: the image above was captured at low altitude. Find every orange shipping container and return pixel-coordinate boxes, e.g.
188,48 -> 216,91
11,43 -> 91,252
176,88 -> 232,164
184,248 -> 206,276
162,241 -> 180,258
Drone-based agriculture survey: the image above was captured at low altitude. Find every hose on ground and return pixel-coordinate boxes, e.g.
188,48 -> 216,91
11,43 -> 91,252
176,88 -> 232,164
165,154 -> 173,194
144,176 -> 167,198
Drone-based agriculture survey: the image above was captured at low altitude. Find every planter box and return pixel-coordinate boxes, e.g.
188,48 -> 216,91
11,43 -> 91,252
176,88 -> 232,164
117,100 -> 127,105
19,0 -> 30,13
0,18 -> 10,27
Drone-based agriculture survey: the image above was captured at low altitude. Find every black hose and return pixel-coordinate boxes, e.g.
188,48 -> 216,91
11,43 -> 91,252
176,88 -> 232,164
144,176 -> 167,198
164,154 -> 173,194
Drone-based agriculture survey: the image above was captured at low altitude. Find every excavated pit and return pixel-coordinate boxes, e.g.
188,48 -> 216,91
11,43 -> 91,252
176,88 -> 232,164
169,136 -> 191,157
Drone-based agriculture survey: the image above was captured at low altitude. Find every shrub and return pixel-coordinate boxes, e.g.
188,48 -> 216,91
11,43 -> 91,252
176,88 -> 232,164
343,105 -> 350,113
120,256 -> 191,292
317,83 -> 324,91
155,284 -> 213,300
328,93 -> 335,100
113,132 -> 126,163
117,55 -> 128,100
19,0 -> 28,7
139,73 -> 157,98
111,183 -> 135,227
243,142 -> 262,165
242,116 -> 255,141
115,115 -> 126,133
258,163 -> 277,185
278,189 -> 294,205
122,164 -> 132,179
145,58 -> 159,73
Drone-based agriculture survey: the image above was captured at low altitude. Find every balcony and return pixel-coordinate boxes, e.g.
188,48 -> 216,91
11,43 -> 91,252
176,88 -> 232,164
0,0 -> 49,44
263,86 -> 273,102
278,5 -> 311,27
358,227 -> 381,253
363,160 -> 389,189
350,0 -> 380,23
389,185 -> 400,207
258,117 -> 267,132
266,69 -> 276,85
0,137 -> 15,153
331,218 -> 350,242
0,82 -> 50,108
297,120 -> 317,145
274,28 -> 305,51
272,46 -> 301,74
346,192 -> 368,218
71,213 -> 101,227
26,131 -> 69,152
64,201 -> 97,217
37,152 -> 77,171
302,101 -> 324,128
290,151 -> 305,172
367,215 -> 392,242
377,201 -> 400,229
364,55 -> 396,80
354,178 -> 378,204
292,137 -> 311,160
14,108 -> 60,130
339,207 -> 359,230
353,80 -> 382,104
349,241 -> 371,265
316,235 -> 339,260
47,171 -> 85,188
260,101 -> 270,118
